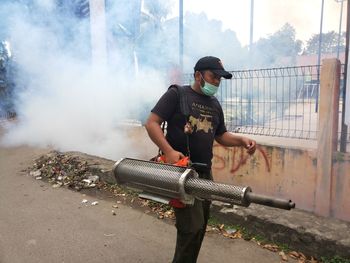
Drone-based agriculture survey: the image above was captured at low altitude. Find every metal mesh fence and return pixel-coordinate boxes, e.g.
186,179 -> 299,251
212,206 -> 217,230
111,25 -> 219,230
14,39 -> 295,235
219,66 -> 320,139
184,64 -> 349,150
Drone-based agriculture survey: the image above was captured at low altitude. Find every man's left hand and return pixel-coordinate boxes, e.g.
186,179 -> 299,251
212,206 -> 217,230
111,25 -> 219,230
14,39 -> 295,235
242,138 -> 256,155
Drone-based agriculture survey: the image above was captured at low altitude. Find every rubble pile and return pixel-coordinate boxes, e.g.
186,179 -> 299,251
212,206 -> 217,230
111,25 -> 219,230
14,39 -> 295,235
28,151 -> 101,190
28,151 -> 176,219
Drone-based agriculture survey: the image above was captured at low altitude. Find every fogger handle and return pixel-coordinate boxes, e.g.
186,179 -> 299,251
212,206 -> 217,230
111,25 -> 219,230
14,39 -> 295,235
245,192 -> 295,210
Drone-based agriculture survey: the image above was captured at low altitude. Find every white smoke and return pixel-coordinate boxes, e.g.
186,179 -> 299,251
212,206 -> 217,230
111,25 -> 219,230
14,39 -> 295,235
0,0 -> 165,160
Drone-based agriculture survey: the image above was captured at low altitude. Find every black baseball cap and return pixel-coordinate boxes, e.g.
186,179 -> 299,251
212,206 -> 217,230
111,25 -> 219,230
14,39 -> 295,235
194,56 -> 232,79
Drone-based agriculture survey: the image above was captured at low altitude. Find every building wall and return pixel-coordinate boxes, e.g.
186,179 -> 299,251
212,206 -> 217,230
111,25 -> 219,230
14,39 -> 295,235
212,143 -> 350,221
331,152 -> 350,220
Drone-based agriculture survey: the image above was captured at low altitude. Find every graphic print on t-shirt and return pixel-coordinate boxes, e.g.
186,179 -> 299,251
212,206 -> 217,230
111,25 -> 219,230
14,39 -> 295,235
189,102 -> 215,134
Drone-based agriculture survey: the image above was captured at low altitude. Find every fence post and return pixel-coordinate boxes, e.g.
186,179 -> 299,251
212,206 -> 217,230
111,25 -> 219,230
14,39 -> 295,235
315,58 -> 341,217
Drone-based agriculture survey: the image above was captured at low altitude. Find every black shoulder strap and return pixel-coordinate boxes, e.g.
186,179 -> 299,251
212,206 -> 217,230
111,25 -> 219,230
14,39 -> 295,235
155,85 -> 191,159
167,84 -> 191,158
168,84 -> 190,117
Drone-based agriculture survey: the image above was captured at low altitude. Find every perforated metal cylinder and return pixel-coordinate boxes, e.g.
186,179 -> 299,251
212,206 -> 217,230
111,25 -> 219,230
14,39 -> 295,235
185,178 -> 251,206
113,158 -> 193,199
113,158 -> 250,206
113,158 -> 295,210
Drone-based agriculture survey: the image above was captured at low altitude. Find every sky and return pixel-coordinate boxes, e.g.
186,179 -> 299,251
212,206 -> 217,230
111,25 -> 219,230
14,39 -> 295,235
171,0 -> 348,46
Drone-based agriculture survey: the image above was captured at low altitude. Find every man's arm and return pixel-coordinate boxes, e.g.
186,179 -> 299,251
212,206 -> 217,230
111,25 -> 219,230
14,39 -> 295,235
215,131 -> 256,155
145,112 -> 185,164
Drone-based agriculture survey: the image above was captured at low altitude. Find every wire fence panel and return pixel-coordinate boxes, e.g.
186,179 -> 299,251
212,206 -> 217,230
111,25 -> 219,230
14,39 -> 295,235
185,66 -> 321,140
184,65 -> 349,150
219,66 -> 320,140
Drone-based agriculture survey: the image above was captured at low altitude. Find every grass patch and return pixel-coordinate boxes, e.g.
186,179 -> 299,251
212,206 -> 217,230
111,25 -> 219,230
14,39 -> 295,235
321,256 -> 350,263
207,215 -> 291,251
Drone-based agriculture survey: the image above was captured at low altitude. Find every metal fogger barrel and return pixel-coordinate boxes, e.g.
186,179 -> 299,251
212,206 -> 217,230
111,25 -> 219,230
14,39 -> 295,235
113,158 -> 295,210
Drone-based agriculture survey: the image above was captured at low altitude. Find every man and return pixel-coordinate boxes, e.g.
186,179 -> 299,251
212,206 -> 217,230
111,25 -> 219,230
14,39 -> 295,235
145,56 -> 256,263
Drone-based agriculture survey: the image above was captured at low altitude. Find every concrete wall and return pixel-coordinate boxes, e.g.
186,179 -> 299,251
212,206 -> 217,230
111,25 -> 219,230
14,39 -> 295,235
212,144 -> 317,211
212,143 -> 350,221
331,152 -> 350,221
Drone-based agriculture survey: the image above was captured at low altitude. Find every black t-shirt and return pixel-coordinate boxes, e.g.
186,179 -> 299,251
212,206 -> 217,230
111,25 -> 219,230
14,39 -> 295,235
151,85 -> 227,168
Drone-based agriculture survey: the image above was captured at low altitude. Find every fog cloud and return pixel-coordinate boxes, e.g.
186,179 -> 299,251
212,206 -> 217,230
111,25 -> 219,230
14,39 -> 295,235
0,0 -> 166,160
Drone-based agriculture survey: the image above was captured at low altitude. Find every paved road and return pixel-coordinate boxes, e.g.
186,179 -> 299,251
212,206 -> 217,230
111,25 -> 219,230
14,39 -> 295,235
0,143 -> 291,263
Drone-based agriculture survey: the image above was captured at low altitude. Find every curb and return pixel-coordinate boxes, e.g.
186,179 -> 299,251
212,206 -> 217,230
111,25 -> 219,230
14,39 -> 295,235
210,201 -> 350,259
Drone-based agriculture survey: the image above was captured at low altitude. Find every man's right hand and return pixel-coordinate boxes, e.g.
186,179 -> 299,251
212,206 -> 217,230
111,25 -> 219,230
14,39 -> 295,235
164,150 -> 185,164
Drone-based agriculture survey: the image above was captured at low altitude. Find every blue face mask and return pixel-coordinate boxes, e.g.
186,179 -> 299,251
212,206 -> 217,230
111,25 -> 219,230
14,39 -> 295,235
200,75 -> 219,96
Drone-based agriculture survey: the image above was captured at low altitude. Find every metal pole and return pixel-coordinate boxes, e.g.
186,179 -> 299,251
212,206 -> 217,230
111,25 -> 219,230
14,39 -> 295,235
316,0 -> 325,112
179,0 -> 184,72
317,0 -> 325,67
340,0 -> 349,152
336,0 -> 345,59
249,0 -> 254,51
247,0 -> 254,124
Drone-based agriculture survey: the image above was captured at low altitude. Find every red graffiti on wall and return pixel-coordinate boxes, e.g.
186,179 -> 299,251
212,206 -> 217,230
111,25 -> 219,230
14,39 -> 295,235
212,145 -> 271,174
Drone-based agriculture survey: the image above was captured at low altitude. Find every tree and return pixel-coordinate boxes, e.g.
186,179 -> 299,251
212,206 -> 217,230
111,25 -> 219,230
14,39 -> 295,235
163,11 -> 245,71
135,9 -> 246,71
304,31 -> 346,55
133,0 -> 176,68
143,0 -> 174,22
251,23 -> 302,67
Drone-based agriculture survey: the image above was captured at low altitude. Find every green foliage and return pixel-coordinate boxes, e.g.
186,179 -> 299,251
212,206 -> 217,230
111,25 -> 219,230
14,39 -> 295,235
208,215 -> 292,252
335,152 -> 345,162
183,12 -> 245,70
208,216 -> 256,241
321,256 -> 350,263
251,23 -> 302,67
304,31 -> 346,55
143,0 -> 174,21
207,215 -> 221,226
275,242 -> 291,253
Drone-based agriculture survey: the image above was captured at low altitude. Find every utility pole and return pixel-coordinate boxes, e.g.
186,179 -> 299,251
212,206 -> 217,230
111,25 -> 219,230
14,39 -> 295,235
340,0 -> 349,152
249,0 -> 254,52
247,0 -> 254,125
317,0 -> 325,69
335,0 -> 345,59
179,0 -> 184,72
316,0 -> 325,112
